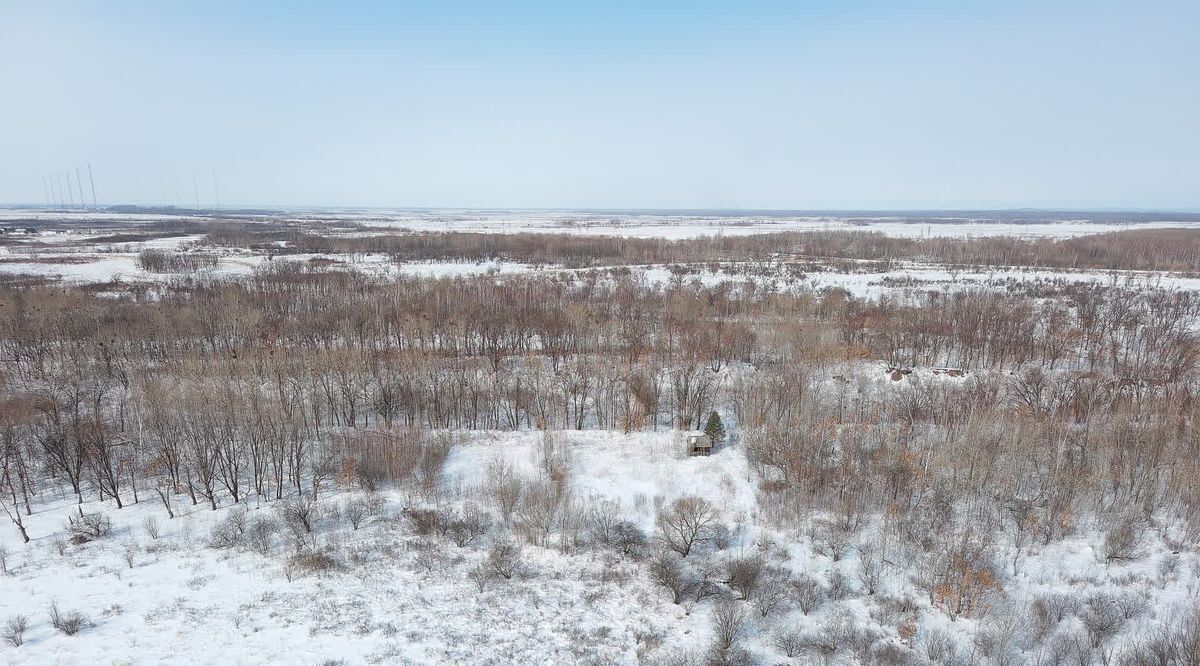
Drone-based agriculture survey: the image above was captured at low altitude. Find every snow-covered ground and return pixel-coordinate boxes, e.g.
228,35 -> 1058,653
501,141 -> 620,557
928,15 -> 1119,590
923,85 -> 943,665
2,428 -> 1196,665
3,207 -> 1197,239
5,210 -> 1200,297
6,223 -> 1198,298
0,431 -> 747,664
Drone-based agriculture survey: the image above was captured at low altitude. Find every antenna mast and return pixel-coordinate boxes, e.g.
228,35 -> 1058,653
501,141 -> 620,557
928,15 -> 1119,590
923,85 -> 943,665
75,166 -> 85,209
64,170 -> 75,207
87,162 -> 98,208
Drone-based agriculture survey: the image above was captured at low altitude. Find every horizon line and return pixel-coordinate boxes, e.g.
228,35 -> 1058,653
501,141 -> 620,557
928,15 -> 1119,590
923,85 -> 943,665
4,203 -> 1200,217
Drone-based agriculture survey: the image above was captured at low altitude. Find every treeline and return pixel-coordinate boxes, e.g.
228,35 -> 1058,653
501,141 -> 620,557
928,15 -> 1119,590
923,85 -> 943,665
202,225 -> 1200,273
815,228 -> 1200,273
202,227 -> 780,267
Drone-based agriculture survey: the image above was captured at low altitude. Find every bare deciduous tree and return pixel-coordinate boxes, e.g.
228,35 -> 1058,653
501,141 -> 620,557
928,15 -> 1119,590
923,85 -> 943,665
657,496 -> 718,558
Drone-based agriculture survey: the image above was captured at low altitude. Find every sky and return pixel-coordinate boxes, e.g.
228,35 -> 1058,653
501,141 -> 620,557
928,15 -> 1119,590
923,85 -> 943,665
1,0 -> 1198,210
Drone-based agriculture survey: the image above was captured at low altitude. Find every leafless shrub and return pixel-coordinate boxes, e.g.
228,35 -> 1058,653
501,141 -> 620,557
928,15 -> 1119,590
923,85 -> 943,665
974,604 -> 1029,665
364,492 -> 387,517
468,563 -> 492,592
122,540 -> 137,568
48,600 -> 88,636
1117,608 -> 1200,665
2,615 -> 27,647
1082,593 -> 1126,649
812,515 -> 858,562
709,523 -> 733,551
691,562 -> 724,604
827,569 -> 851,601
586,500 -> 622,546
1031,592 -> 1081,640
649,550 -> 693,604
1104,516 -> 1146,564
137,249 -> 218,273
726,554 -> 763,600
788,573 -> 826,615
142,515 -> 161,540
708,599 -> 748,665
612,521 -> 647,557
50,533 -> 68,556
415,432 -> 452,495
922,627 -> 958,664
487,535 -> 522,580
278,496 -> 322,549
0,544 -> 7,574
246,515 -> 279,556
484,456 -> 523,524
773,628 -> 805,658
1158,553 -> 1180,585
286,550 -> 338,577
67,512 -> 112,545
515,479 -> 565,547
405,507 -> 448,537
857,542 -> 883,594
209,507 -> 250,549
753,571 -> 789,618
813,614 -> 883,663
410,540 -> 443,573
1114,591 -> 1149,620
344,498 -> 368,531
448,503 -> 490,547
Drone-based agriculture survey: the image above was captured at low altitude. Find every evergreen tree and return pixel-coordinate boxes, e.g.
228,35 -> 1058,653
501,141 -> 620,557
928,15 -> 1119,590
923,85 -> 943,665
703,411 -> 726,444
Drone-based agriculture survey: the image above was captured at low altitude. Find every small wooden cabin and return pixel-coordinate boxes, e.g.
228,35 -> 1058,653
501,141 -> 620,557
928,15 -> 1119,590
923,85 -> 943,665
687,433 -> 713,456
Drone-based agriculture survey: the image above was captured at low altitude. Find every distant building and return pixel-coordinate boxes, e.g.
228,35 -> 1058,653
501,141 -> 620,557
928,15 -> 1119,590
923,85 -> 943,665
686,432 -> 713,456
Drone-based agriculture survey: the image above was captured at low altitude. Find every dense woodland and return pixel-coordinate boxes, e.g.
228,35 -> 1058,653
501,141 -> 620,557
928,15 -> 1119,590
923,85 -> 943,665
2,230 -> 1200,663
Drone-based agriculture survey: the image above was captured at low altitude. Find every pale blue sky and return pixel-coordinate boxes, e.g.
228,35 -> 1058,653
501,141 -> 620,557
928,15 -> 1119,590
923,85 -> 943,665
1,0 -> 1197,209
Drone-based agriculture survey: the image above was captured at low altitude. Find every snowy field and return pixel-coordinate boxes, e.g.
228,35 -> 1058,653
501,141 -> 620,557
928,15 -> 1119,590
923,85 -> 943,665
3,208 -> 1200,298
2,428 -> 1196,665
0,432 -> 746,665
3,207 -> 1198,239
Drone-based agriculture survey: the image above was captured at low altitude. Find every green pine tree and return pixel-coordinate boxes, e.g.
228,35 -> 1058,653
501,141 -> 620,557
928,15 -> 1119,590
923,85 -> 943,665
703,411 -> 726,444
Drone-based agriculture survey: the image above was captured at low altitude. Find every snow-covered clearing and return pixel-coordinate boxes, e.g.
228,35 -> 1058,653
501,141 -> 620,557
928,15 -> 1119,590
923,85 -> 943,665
0,431 -> 743,664
2,429 -> 1197,665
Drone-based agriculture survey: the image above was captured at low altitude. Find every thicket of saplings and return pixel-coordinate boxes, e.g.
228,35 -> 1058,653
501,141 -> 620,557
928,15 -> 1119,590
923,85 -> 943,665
136,248 -> 219,273
1,262 -> 1199,663
200,225 -> 1200,273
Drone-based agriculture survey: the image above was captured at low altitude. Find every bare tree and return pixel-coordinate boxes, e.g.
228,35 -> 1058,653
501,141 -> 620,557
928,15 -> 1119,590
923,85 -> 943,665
726,554 -> 764,600
487,535 -> 522,580
708,599 -> 748,665
657,496 -> 719,558
484,456 -> 523,525
649,550 -> 693,604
